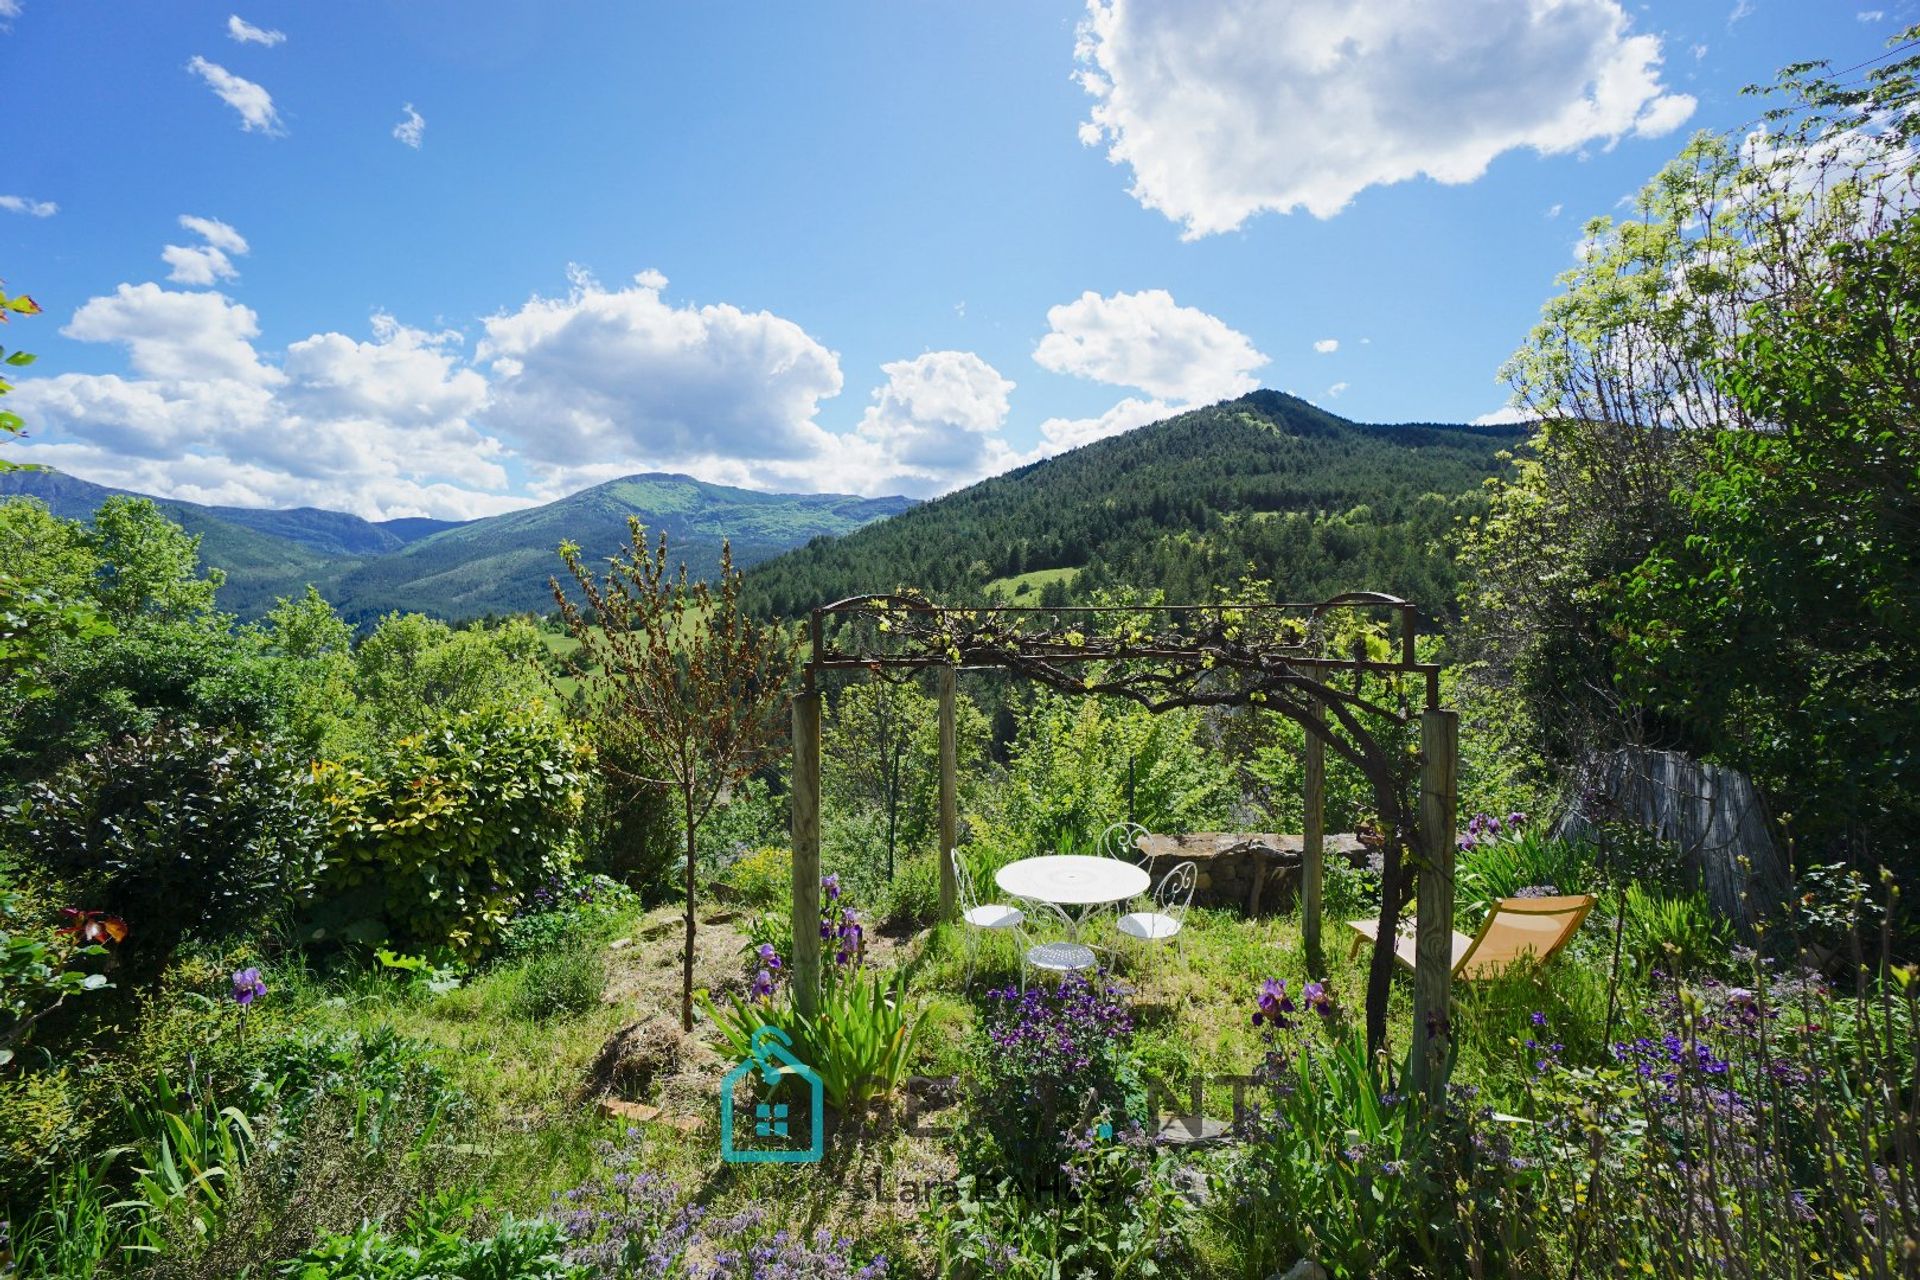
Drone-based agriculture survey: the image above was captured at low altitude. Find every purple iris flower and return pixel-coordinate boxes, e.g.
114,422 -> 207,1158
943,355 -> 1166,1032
822,874 -> 842,902
1253,977 -> 1295,1026
757,943 -> 782,971
750,969 -> 776,1001
231,967 -> 267,1007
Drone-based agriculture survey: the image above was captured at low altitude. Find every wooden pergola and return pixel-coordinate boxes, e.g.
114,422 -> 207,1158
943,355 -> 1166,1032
786,590 -> 1460,1094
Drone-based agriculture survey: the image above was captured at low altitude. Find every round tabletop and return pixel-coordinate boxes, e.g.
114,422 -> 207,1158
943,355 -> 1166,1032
996,854 -> 1150,907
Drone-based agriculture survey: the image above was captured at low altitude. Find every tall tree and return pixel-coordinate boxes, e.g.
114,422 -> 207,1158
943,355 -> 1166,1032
553,520 -> 798,1030
1458,32 -> 1920,774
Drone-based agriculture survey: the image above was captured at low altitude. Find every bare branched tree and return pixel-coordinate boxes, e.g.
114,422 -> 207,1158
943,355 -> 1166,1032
553,521 -> 798,1030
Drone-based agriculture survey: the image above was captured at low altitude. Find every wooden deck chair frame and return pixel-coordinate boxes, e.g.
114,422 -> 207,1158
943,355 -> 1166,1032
1345,894 -> 1596,981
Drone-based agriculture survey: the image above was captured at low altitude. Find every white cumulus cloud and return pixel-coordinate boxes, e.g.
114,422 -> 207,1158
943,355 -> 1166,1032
1473,404 -> 1535,425
162,215 -> 250,286
0,194 -> 56,217
10,280 -> 520,519
838,350 -> 1018,497
479,268 -> 848,494
187,56 -> 283,134
1313,338 -> 1339,354
393,103 -> 425,149
1034,288 -> 1266,403
1326,381 -> 1348,398
226,15 -> 285,46
1032,288 -> 1266,453
1075,0 -> 1696,235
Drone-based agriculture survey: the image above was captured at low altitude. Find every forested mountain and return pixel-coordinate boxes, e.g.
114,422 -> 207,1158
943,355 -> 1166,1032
308,475 -> 915,623
0,470 -> 913,623
744,391 -> 1526,619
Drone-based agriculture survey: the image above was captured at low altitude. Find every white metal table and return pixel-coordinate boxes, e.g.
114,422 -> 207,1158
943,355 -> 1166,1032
996,854 -> 1150,939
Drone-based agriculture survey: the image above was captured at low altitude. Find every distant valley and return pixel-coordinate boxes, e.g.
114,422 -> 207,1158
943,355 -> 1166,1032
0,469 -> 915,624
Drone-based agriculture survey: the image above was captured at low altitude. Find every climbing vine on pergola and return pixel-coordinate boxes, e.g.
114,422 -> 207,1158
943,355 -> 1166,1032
787,590 -> 1461,1093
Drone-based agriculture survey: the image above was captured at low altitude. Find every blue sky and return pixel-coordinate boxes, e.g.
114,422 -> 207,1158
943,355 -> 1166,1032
0,0 -> 1900,518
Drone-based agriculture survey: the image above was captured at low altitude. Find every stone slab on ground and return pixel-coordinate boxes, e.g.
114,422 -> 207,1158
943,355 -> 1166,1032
1153,1113 -> 1233,1147
1136,832 -> 1365,914
597,1099 -> 660,1124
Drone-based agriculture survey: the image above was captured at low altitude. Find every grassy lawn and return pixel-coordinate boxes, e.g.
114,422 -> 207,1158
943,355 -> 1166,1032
219,888 -> 1609,1275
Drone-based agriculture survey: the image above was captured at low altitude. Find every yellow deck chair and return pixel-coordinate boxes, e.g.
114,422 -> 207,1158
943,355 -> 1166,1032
1345,894 -> 1595,980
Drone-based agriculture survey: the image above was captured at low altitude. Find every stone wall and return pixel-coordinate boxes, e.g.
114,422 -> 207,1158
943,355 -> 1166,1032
1134,832 -> 1365,915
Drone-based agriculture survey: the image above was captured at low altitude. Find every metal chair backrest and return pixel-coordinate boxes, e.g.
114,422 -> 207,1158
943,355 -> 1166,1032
1153,860 -> 1198,924
1098,821 -> 1149,861
1011,894 -> 1079,950
1458,893 -> 1596,979
950,848 -> 984,915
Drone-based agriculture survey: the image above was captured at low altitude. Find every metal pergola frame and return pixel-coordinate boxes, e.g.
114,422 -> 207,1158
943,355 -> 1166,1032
787,589 -> 1459,1093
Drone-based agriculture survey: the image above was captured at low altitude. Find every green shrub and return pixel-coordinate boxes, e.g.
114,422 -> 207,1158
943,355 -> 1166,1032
1456,832 -> 1600,920
508,942 -> 607,1022
720,844 -> 792,909
0,1065 -> 84,1211
11,723 -> 323,962
277,1192 -> 581,1280
311,703 -> 589,961
251,1027 -> 467,1149
1621,884 -> 1733,976
1,889 -> 115,1068
878,853 -> 941,930
491,875 -> 639,967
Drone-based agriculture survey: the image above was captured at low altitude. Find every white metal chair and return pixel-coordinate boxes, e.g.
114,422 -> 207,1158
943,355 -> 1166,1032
1097,821 -> 1149,861
952,848 -> 1023,989
1011,896 -> 1099,992
1117,860 -> 1197,953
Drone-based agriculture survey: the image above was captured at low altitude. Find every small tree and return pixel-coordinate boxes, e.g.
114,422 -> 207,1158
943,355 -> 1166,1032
553,520 -> 797,1030
0,276 -> 42,472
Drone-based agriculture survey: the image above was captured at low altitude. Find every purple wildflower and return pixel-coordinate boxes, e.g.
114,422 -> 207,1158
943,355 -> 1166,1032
231,967 -> 266,1007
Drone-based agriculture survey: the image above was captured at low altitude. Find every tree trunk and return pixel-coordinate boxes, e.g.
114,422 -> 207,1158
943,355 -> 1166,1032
1365,834 -> 1406,1063
682,786 -> 697,1032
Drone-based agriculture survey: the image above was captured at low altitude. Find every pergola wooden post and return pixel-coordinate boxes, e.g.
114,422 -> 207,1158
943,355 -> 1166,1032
937,665 -> 959,922
1409,705 -> 1459,1099
1302,697 -> 1326,963
790,684 -> 822,1019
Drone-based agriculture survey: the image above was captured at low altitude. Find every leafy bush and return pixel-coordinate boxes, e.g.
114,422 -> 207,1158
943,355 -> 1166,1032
928,1138 -> 1193,1279
0,1065 -> 84,1212
251,1026 -> 467,1151
492,874 -> 639,967
311,703 -> 590,961
0,890 -> 114,1067
12,723 -> 323,962
1620,884 -> 1732,976
719,844 -> 793,910
877,854 -> 941,931
967,975 -> 1138,1183
971,693 -> 1231,863
508,941 -> 608,1023
280,1192 -> 581,1280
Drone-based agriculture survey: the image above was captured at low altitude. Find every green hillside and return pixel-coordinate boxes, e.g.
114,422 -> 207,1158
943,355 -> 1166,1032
0,469 -> 344,617
744,391 -> 1527,619
1,468 -> 914,624
307,474 -> 915,624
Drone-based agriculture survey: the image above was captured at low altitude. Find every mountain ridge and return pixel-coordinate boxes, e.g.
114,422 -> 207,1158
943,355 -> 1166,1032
741,390 -> 1527,619
0,468 -> 916,623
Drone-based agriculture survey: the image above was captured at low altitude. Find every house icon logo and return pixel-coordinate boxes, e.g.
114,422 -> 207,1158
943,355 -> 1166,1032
720,1025 -> 825,1163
